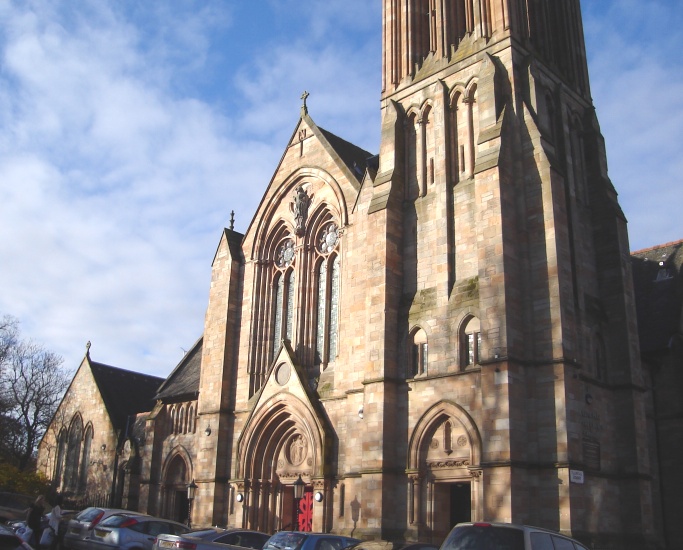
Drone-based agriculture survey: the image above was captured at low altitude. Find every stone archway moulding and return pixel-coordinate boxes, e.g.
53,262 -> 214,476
237,392 -> 328,481
408,400 -> 482,470
249,168 -> 349,261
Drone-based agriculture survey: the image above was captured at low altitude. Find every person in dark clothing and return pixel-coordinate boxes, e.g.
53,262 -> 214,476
26,495 -> 46,547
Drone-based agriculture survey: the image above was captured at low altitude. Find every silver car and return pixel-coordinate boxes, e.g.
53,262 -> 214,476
85,513 -> 189,550
439,522 -> 590,550
153,528 -> 270,550
64,508 -> 144,550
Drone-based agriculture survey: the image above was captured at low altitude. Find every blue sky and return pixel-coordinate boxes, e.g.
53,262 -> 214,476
0,0 -> 681,378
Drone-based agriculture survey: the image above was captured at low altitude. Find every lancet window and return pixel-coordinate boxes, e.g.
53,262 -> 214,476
460,315 -> 481,368
314,222 -> 341,367
272,238 -> 296,359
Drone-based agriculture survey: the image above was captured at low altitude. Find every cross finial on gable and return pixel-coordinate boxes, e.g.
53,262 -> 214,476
301,90 -> 309,116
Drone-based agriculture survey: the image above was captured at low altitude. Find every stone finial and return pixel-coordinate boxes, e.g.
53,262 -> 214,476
229,210 -> 235,231
300,90 -> 309,117
86,341 -> 91,358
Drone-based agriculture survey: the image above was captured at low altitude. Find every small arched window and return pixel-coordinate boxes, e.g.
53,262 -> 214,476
188,405 -> 195,434
178,407 -> 186,435
460,316 -> 481,368
409,327 -> 428,377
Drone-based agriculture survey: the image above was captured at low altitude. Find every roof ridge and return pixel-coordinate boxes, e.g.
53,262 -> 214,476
631,238 -> 683,256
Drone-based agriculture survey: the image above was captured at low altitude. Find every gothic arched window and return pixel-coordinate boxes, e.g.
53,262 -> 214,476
64,415 -> 83,492
460,316 -> 481,368
272,267 -> 295,359
315,222 -> 341,368
79,425 -> 93,492
54,429 -> 67,488
409,327 -> 428,377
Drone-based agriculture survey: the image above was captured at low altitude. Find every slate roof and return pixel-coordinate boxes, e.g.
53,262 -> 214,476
319,127 -> 375,182
89,361 -> 164,431
155,336 -> 202,402
631,239 -> 683,355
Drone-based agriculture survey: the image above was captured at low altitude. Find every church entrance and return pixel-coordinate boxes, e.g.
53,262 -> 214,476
432,481 -> 471,541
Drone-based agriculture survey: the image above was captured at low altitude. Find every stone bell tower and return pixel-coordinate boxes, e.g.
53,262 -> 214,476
372,0 -> 660,547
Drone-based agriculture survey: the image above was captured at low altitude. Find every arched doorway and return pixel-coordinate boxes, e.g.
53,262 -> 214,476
162,452 -> 191,523
408,402 -> 483,543
236,393 -> 332,533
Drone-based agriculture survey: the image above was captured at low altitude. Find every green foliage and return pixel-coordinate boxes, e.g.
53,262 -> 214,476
0,460 -> 51,495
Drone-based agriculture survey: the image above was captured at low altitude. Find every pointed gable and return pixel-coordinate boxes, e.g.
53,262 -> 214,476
155,336 -> 203,402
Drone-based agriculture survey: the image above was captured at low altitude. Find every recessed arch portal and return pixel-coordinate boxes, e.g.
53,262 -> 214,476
408,401 -> 483,539
236,392 -> 332,532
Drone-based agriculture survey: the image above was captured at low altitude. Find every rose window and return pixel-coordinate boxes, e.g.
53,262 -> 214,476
318,223 -> 339,254
276,239 -> 295,268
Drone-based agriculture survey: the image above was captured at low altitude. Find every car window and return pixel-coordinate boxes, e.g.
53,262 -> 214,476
171,524 -> 190,535
530,533 -> 554,550
550,536 -> 574,550
242,533 -> 270,549
216,534 -> 240,545
441,525 -> 525,550
146,522 -> 170,537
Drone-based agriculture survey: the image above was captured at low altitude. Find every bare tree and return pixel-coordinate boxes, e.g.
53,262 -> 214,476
0,315 -> 72,470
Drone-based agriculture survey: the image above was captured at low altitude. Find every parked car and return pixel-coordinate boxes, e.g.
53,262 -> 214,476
85,513 -> 190,550
153,528 -> 270,550
262,532 -> 360,550
347,541 -> 438,550
64,508 -> 145,550
0,523 -> 33,550
439,522 -> 590,550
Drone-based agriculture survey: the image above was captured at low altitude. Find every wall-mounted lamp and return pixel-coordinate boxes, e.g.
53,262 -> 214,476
204,424 -> 211,436
100,444 -> 107,451
358,406 -> 364,419
314,492 -> 324,502
236,493 -> 244,503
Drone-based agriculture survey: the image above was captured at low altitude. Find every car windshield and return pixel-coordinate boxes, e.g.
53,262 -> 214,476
440,525 -> 525,550
264,533 -> 306,550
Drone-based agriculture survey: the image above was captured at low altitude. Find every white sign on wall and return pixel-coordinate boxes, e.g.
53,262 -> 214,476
570,470 -> 585,484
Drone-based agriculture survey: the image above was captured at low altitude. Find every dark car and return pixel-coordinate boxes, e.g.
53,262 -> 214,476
85,513 -> 189,550
64,508 -> 145,550
0,523 -> 33,550
439,522 -> 590,550
153,528 -> 270,550
262,532 -> 360,550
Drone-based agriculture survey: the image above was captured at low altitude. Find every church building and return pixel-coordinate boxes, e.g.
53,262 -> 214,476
38,1 -> 663,548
